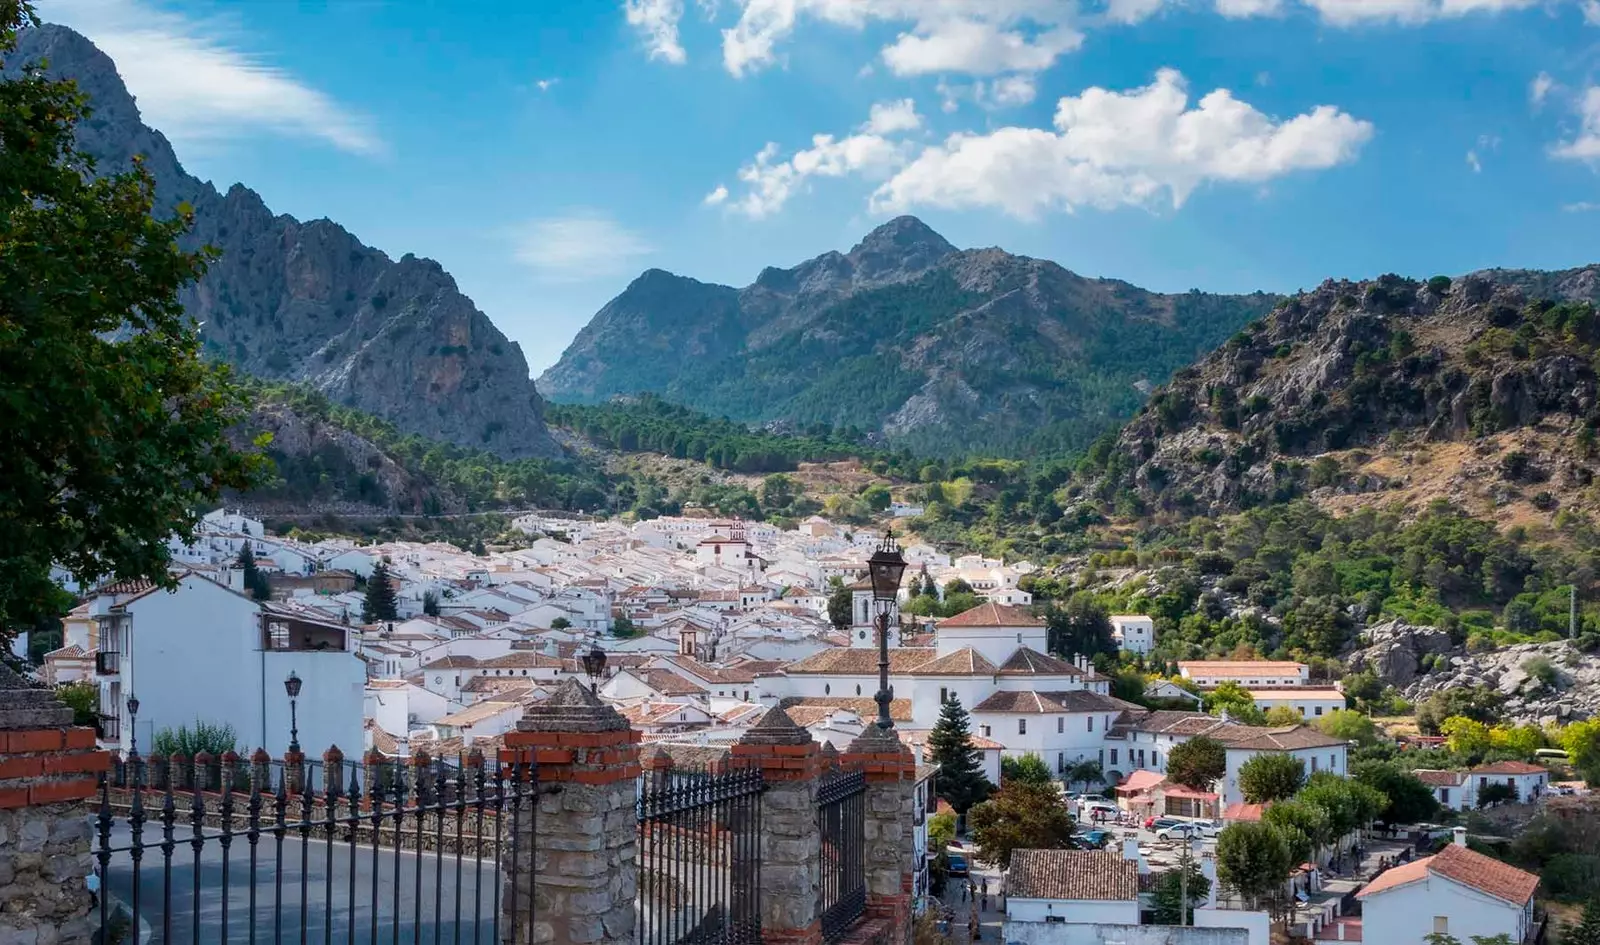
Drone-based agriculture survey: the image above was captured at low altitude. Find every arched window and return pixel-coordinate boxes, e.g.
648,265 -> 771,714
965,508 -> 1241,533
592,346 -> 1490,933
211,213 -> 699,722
825,684 -> 831,695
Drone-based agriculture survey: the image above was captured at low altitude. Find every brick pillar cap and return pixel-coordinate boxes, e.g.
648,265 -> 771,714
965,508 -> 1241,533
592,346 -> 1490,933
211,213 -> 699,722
221,750 -> 239,763
194,751 -> 213,764
323,745 -> 344,765
516,678 -> 629,733
646,745 -> 674,770
843,725 -> 911,757
169,751 -> 188,764
738,706 -> 811,747
363,749 -> 386,765
412,750 -> 432,767
251,748 -> 271,764
0,664 -> 73,729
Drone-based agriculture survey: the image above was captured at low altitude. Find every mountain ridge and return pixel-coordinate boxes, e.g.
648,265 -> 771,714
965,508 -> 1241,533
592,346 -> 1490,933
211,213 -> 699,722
13,24 -> 560,460
538,216 -> 1279,457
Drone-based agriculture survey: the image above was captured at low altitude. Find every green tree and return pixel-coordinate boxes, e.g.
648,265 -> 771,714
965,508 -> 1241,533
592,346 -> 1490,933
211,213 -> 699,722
550,616 -> 572,630
0,3 -> 263,645
1165,736 -> 1227,791
1238,753 -> 1306,804
1045,593 -> 1115,659
860,483 -> 892,512
827,577 -> 853,632
238,545 -> 271,601
1317,709 -> 1380,746
1478,782 -> 1516,807
1067,759 -> 1105,793
1261,799 -> 1329,861
1299,773 -> 1385,840
929,696 -> 994,820
421,591 -> 440,617
759,474 -> 796,511
150,720 -> 238,758
611,616 -> 641,638
1203,681 -> 1267,724
1151,851 -> 1210,925
1000,753 -> 1054,785
1565,897 -> 1600,945
1215,822 -> 1293,910
968,780 -> 1075,869
1265,705 -> 1303,726
362,560 -> 398,623
1351,760 -> 1439,826
55,680 -> 99,727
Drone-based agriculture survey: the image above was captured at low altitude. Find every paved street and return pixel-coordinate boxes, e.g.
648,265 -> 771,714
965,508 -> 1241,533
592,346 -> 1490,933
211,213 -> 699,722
98,822 -> 511,945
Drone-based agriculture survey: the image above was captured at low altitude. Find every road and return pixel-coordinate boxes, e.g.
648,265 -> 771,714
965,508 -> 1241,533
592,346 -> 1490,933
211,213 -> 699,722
98,822 -> 515,945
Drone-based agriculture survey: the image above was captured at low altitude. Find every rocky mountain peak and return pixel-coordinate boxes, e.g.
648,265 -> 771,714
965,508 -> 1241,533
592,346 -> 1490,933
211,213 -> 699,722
845,215 -> 957,282
17,24 -> 560,459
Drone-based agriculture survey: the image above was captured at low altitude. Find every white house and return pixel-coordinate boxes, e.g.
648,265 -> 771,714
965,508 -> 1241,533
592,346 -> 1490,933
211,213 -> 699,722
1356,830 -> 1539,945
1415,770 -> 1472,811
430,700 -> 524,746
1109,615 -> 1155,655
1467,761 -> 1549,804
1177,661 -> 1310,689
1247,688 -> 1346,720
88,572 -> 364,760
1004,849 -> 1140,927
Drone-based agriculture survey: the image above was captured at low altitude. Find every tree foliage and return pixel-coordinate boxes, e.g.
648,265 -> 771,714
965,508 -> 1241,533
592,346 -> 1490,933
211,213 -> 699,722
363,560 -> 398,623
1351,760 -> 1438,825
0,2 -> 263,642
929,696 -> 993,816
1216,822 -> 1293,909
1000,753 -> 1054,785
968,780 -> 1075,870
1165,736 -> 1227,791
1238,753 -> 1306,804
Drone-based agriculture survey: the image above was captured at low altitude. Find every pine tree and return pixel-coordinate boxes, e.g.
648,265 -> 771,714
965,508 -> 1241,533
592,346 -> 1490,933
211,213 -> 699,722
929,696 -> 994,823
363,561 -> 398,623
1567,897 -> 1600,945
237,545 -> 269,601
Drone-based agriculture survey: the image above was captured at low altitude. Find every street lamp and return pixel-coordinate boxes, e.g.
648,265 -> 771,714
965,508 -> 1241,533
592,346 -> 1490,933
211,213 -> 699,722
126,693 -> 141,755
582,644 -> 608,694
866,530 -> 907,731
284,671 -> 303,755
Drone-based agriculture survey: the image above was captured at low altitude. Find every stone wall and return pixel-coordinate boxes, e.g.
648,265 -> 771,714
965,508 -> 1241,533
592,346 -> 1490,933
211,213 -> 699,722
0,667 -> 109,945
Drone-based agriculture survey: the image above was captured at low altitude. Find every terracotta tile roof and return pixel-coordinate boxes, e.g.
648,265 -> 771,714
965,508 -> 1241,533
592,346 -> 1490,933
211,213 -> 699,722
777,696 -> 914,723
1223,802 -> 1267,822
1413,769 -> 1467,787
996,648 -> 1082,676
1007,849 -> 1137,901
783,647 -> 938,675
1177,660 -> 1306,677
1469,761 -> 1547,776
1118,770 -> 1167,793
618,702 -> 707,726
972,689 -> 1133,714
634,668 -> 708,696
972,691 -> 1058,713
938,603 -> 1044,629
1356,845 -> 1539,907
480,652 -> 566,669
1246,688 -> 1346,700
420,655 -> 481,670
913,648 -> 1000,676
1220,725 -> 1348,751
899,729 -> 1005,751
658,656 -> 758,684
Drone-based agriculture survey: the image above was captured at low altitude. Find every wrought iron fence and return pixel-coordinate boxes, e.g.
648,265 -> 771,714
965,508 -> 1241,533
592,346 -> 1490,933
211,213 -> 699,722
635,765 -> 764,945
816,768 -> 865,944
94,750 -> 542,945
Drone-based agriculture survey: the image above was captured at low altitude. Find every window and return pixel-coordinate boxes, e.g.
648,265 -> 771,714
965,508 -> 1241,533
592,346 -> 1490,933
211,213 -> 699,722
1058,753 -> 1064,771
1330,754 -> 1337,770
825,684 -> 831,695
1311,757 -> 1319,772
856,684 -> 862,696
1057,717 -> 1064,733
743,690 -> 749,701
1019,719 -> 1027,735
981,725 -> 991,738
1110,749 -> 1118,766
1314,706 -> 1324,716
1433,918 -> 1449,935
1153,752 -> 1160,766
1088,716 -> 1095,733
941,687 -> 949,704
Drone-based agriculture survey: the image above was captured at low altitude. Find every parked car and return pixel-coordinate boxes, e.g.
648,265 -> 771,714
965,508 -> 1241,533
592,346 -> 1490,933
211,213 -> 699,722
1145,817 -> 1182,831
1073,829 -> 1110,850
946,853 -> 969,878
1156,823 -> 1206,841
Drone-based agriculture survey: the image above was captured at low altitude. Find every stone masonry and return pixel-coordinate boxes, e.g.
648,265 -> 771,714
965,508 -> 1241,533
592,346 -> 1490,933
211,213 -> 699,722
0,664 -> 110,945
730,707 -> 823,945
502,679 -> 641,945
842,726 -> 917,945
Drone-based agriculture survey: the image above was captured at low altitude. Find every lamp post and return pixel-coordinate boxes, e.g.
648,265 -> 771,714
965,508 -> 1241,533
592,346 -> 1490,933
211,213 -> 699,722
126,693 -> 141,756
866,530 -> 908,731
284,671 -> 303,755
582,644 -> 608,694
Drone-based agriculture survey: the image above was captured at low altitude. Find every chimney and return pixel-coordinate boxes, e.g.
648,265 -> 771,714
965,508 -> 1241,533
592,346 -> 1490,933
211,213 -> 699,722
1337,921 -> 1347,941
1121,836 -> 1147,873
1199,855 -> 1219,907
1453,826 -> 1467,848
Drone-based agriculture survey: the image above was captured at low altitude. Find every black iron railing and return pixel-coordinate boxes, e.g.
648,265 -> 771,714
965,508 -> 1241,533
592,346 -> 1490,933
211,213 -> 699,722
95,750 -> 542,945
636,765 -> 765,945
816,768 -> 865,944
96,650 -> 120,675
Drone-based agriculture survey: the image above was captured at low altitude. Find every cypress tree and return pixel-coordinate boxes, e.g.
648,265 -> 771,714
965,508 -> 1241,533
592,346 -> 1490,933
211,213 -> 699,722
363,560 -> 398,623
929,696 -> 994,823
237,545 -> 270,601
1568,897 -> 1600,945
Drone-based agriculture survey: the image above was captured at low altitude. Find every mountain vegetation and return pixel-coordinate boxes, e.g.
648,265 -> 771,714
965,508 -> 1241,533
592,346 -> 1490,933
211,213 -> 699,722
540,216 -> 1276,458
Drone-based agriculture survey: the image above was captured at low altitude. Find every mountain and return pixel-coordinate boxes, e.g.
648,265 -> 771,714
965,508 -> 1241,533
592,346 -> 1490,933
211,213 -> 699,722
1089,267 -> 1600,520
538,217 -> 1278,458
12,25 -> 560,459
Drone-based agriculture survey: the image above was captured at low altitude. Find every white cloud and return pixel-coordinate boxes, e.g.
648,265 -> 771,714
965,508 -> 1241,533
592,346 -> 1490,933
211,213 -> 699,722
43,0 -> 379,155
1216,0 -> 1285,16
727,132 -> 911,218
982,75 -> 1038,107
535,78 -> 559,92
870,68 -> 1373,219
863,98 -> 923,134
1105,0 -> 1172,24
625,0 -> 688,64
1564,200 -> 1600,211
1288,0 -> 1539,24
1552,86 -> 1600,163
1531,72 -> 1555,107
1466,150 -> 1482,172
510,213 -> 654,282
704,184 -> 730,204
1585,0 -> 1600,23
880,21 -> 1083,75
1467,133 -> 1499,172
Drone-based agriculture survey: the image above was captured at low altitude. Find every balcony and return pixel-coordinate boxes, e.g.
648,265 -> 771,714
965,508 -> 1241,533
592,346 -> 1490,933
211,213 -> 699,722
95,650 -> 120,675
97,715 -> 121,741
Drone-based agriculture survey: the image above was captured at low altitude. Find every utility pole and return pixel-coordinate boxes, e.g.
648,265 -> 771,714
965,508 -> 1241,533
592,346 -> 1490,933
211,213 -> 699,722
1572,585 -> 1579,639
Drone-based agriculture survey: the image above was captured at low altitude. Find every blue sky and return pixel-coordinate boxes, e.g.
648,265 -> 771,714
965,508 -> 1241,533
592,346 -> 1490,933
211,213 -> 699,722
40,0 -> 1600,374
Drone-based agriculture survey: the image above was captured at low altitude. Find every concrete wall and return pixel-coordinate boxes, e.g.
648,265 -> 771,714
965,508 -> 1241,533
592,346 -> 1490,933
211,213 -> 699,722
1193,909 -> 1271,945
1363,875 -> 1527,945
1002,922 -> 1249,945
1006,898 -> 1138,925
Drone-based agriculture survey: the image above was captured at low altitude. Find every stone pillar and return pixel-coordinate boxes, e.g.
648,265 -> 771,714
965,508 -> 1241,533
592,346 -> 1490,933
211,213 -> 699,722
194,751 -> 214,793
168,751 -> 189,792
0,664 -> 110,945
730,707 -> 823,945
362,749 -> 384,804
249,748 -> 271,795
500,679 -> 640,945
218,750 -> 238,794
842,726 -> 917,945
283,748 -> 305,796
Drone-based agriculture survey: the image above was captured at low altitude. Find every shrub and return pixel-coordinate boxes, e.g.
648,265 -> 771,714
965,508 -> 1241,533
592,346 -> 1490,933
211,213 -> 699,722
1523,655 -> 1559,689
1427,275 -> 1452,294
